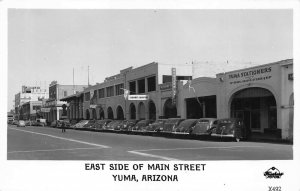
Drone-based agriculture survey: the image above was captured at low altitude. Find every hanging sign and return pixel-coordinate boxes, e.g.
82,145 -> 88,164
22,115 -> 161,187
171,68 -> 177,105
128,95 -> 149,101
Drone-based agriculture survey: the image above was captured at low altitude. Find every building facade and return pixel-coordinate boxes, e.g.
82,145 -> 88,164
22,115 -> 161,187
14,86 -> 48,120
61,59 -> 293,141
19,101 -> 43,120
41,81 -> 87,123
62,62 -> 193,121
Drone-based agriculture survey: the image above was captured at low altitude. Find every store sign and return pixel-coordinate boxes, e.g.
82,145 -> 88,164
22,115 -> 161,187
128,95 -> 149,101
171,68 -> 176,105
160,82 -> 172,91
41,108 -> 51,112
228,66 -> 272,85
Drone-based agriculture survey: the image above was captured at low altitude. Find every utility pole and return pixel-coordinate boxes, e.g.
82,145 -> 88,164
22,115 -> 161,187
73,68 -> 75,94
87,65 -> 89,86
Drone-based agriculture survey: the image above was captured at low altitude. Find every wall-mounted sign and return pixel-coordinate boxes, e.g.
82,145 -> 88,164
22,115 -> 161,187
41,108 -> 51,112
128,95 -> 149,101
90,105 -> 98,109
171,68 -> 177,105
288,73 -> 293,81
228,66 -> 272,85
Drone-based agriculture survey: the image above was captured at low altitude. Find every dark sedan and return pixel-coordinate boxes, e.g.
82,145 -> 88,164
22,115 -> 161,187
94,119 -> 112,130
211,118 -> 249,142
119,120 -> 139,131
191,118 -> 218,136
173,119 -> 199,134
144,119 -> 167,132
162,118 -> 184,133
83,120 -> 96,129
132,120 -> 154,131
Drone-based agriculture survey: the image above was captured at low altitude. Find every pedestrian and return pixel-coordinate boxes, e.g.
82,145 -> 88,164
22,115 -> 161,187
61,121 -> 66,133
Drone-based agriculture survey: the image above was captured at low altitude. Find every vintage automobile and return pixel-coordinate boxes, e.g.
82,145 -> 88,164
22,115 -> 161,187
132,120 -> 154,131
83,120 -> 96,129
162,118 -> 185,133
17,120 -> 26,127
104,120 -> 122,130
173,119 -> 199,134
211,118 -> 249,142
119,120 -> 139,131
144,119 -> 168,132
93,119 -> 112,130
36,119 -> 47,126
71,120 -> 89,129
190,118 -> 218,136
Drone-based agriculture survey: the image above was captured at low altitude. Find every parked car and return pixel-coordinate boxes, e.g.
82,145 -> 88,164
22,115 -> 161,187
144,119 -> 167,132
211,118 -> 249,142
173,119 -> 199,134
119,120 -> 139,131
31,120 -> 38,126
132,120 -> 154,131
72,120 -> 89,129
162,118 -> 185,133
25,120 -> 32,126
12,120 -> 19,125
191,118 -> 218,136
94,119 -> 112,130
63,119 -> 71,127
104,120 -> 122,130
17,120 -> 26,127
36,119 -> 47,126
83,120 -> 96,129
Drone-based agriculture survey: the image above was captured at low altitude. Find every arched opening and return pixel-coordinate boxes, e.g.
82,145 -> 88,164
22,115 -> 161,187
138,102 -> 146,120
129,103 -> 136,119
85,109 -> 90,120
230,87 -> 278,136
116,106 -> 124,120
163,98 -> 177,118
289,93 -> 294,140
99,108 -> 105,120
148,100 -> 156,120
91,108 -> 97,119
107,107 -> 114,120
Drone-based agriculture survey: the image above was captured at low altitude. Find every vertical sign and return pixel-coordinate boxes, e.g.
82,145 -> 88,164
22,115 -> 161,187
171,68 -> 176,105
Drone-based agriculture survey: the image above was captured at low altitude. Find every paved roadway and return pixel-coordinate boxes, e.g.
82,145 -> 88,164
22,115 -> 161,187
7,124 -> 293,160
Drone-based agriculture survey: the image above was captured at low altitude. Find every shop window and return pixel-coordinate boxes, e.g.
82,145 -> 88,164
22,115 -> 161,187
129,81 -> 136,95
147,76 -> 156,92
64,91 -> 68,97
106,86 -> 114,97
138,79 -> 145,93
98,88 -> 105,98
115,84 -> 124,96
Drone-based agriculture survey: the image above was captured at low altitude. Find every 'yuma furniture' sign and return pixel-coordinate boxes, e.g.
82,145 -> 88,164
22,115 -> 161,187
128,95 -> 149,101
228,66 -> 272,85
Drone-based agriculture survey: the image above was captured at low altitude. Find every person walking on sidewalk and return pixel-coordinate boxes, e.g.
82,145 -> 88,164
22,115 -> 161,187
61,121 -> 66,133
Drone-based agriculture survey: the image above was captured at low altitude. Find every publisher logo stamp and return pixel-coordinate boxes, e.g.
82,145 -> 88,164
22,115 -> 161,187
264,167 -> 284,179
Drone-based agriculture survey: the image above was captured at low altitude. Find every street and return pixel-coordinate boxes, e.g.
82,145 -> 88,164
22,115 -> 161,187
7,125 -> 293,160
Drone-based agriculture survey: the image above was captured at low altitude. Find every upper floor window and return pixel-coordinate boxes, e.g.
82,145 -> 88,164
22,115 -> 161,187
115,84 -> 124,96
106,86 -> 114,97
129,81 -> 136,95
98,88 -> 105,98
138,79 -> 145,93
147,76 -> 156,92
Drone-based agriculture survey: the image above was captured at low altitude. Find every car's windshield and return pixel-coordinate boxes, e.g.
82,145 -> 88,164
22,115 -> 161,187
166,119 -> 181,125
178,119 -> 197,128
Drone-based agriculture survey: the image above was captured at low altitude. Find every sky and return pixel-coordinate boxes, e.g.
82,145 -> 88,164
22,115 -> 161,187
7,9 -> 293,111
